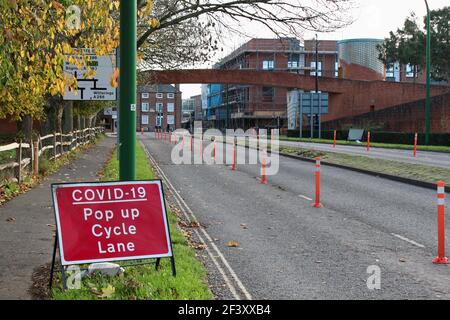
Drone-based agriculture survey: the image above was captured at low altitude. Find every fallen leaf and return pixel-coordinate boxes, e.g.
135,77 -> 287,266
240,224 -> 248,229
227,241 -> 239,248
94,285 -> 115,299
399,258 -> 406,263
6,217 -> 16,223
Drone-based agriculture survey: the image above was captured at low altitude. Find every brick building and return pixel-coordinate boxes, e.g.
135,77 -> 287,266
137,84 -> 182,132
205,38 -> 339,130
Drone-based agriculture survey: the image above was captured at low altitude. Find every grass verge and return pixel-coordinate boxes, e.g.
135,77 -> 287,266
279,136 -> 450,153
51,141 -> 213,300
280,146 -> 450,185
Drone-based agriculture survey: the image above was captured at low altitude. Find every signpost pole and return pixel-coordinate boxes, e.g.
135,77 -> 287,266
119,0 -> 136,180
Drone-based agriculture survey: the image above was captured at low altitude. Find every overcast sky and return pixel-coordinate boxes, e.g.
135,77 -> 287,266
181,0 -> 448,99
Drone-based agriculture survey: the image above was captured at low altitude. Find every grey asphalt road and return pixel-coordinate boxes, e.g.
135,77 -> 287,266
279,140 -> 450,168
140,133 -> 450,300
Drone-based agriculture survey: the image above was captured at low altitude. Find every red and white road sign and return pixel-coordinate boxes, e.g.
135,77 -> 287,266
51,180 -> 172,265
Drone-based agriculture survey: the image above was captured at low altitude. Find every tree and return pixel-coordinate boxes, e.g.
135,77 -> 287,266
0,0 -> 120,125
377,7 -> 450,82
136,0 -> 355,69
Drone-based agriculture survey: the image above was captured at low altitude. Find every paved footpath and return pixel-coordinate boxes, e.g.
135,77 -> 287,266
0,136 -> 115,299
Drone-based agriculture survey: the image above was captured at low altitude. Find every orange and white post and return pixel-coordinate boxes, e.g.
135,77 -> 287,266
261,150 -> 267,185
333,130 -> 337,148
413,133 -> 418,158
433,181 -> 449,264
232,142 -> 237,171
313,157 -> 323,208
367,131 -> 371,152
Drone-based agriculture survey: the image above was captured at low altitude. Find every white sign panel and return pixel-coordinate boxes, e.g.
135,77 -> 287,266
167,115 -> 175,125
64,48 -> 117,101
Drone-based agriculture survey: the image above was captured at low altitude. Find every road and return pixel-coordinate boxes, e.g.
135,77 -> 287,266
279,140 -> 450,169
140,133 -> 450,300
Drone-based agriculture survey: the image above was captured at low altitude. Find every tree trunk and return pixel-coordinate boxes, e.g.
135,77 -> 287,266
62,101 -> 74,133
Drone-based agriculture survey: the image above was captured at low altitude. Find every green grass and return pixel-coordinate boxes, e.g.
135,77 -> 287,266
51,141 -> 213,300
279,135 -> 450,152
280,146 -> 450,185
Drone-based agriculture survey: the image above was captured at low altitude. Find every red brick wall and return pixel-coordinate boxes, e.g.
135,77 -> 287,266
322,93 -> 450,133
136,89 -> 182,131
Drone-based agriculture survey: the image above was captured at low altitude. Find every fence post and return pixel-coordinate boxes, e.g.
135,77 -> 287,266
33,140 -> 39,176
15,140 -> 23,184
60,132 -> 64,155
53,132 -> 57,160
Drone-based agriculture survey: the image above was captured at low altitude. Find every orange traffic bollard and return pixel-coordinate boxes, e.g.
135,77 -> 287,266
433,181 -> 449,264
190,136 -> 193,151
313,157 -> 323,208
141,128 -> 144,135
367,131 -> 371,152
333,130 -> 337,148
232,143 -> 237,171
213,141 -> 216,162
261,152 -> 267,185
413,133 -> 418,158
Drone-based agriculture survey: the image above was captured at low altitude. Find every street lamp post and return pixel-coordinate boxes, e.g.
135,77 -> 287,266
119,0 -> 137,180
425,0 -> 431,145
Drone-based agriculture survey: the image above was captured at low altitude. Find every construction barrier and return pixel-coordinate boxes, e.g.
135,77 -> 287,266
433,181 -> 449,264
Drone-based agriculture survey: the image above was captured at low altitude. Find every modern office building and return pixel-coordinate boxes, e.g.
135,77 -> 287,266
136,84 -> 182,132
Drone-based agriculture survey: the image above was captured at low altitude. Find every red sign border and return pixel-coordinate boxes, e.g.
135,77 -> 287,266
51,179 -> 174,266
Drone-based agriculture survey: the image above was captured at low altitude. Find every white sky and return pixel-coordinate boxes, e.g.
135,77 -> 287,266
181,0 -> 448,98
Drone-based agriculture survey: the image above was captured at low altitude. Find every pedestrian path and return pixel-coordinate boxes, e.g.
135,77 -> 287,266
0,136 -> 115,299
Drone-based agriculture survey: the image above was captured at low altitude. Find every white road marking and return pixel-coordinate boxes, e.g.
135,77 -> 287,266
299,195 -> 313,201
140,140 -> 253,300
391,233 -> 426,248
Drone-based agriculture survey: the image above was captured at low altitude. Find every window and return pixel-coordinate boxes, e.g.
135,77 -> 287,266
141,93 -> 149,99
167,115 -> 175,125
141,115 -> 149,125
262,87 -> 274,102
156,93 -> 163,99
311,61 -> 322,76
156,103 -> 164,112
167,93 -> 174,99
406,64 -> 416,78
141,102 -> 149,112
335,62 -> 339,78
288,60 -> 298,69
167,102 -> 174,113
262,60 -> 274,70
156,115 -> 163,126
386,64 -> 395,78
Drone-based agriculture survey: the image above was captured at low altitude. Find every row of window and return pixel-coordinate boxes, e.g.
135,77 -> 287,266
386,63 -> 419,78
141,115 -> 175,125
141,92 -> 175,99
262,60 -> 339,77
141,102 -> 175,113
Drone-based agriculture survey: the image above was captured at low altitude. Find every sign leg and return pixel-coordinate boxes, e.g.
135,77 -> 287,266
49,235 -> 58,289
170,256 -> 176,277
155,258 -> 161,270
